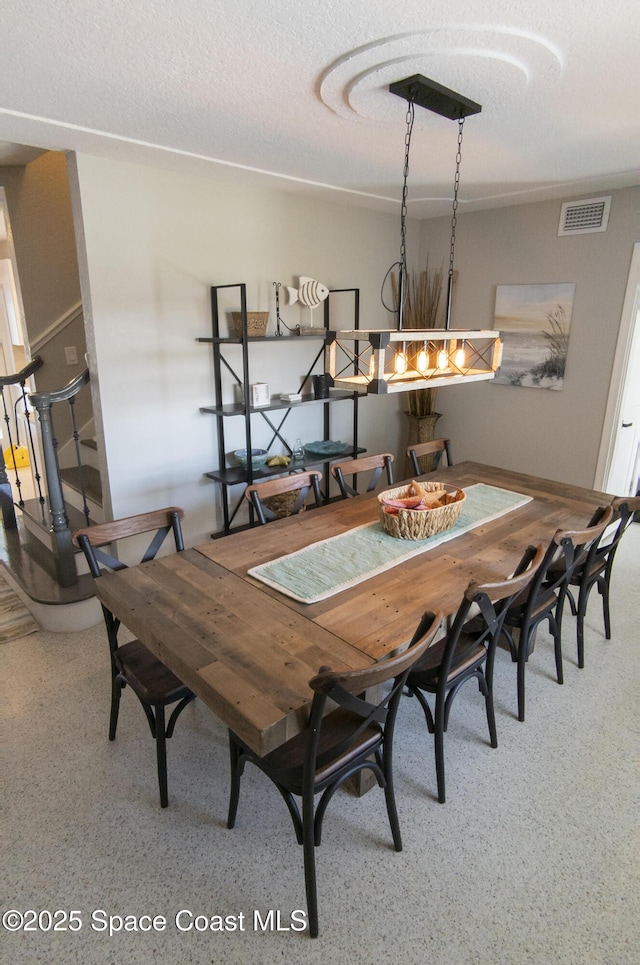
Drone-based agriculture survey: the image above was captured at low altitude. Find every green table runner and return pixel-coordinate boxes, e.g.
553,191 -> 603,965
248,483 -> 532,604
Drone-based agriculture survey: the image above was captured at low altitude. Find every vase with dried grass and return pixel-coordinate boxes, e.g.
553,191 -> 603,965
393,258 -> 445,474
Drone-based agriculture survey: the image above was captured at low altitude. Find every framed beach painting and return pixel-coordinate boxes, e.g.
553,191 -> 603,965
493,283 -> 575,390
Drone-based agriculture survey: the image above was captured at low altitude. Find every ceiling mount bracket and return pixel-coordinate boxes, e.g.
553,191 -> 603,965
389,74 -> 481,120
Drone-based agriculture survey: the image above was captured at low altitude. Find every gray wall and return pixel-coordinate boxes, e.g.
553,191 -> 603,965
419,186 -> 640,487
0,152 -> 82,344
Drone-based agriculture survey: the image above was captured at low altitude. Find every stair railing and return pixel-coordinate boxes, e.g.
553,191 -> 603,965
0,356 -> 44,530
29,368 -> 91,588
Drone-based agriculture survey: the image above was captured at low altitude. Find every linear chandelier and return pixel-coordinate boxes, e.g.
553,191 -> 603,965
326,74 -> 502,395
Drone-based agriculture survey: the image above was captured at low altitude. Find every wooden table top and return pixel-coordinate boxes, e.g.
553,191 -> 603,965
95,462 -> 609,757
93,548 -> 372,756
196,462 -> 610,661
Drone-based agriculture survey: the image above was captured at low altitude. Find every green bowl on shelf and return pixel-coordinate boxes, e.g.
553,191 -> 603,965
234,448 -> 268,469
303,440 -> 351,459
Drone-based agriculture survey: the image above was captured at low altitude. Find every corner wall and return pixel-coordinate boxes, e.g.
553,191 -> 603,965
71,154 -> 415,542
420,186 -> 640,487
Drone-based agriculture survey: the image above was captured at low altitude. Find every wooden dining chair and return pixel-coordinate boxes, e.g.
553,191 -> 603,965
244,470 -> 323,524
404,542 -> 545,804
226,610 -> 442,939
407,437 -> 452,476
551,495 -> 640,669
72,507 -> 195,808
331,452 -> 394,499
501,505 -> 614,722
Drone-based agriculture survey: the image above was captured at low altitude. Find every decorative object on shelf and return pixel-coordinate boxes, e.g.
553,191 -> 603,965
272,281 -> 299,336
292,438 -> 305,461
326,74 -> 502,395
266,454 -> 291,467
303,440 -> 351,459
287,276 -> 330,333
234,448 -> 269,469
230,312 -> 269,337
312,374 -> 333,399
279,392 -> 302,402
378,480 -> 465,541
250,383 -> 270,407
286,276 -> 329,309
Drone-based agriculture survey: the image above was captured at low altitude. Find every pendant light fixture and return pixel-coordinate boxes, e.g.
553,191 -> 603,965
326,74 -> 502,395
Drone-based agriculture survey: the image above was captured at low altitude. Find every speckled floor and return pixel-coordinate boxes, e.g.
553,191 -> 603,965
3,525 -> 638,965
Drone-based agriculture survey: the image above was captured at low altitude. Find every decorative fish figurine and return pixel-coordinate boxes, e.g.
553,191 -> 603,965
286,276 -> 330,309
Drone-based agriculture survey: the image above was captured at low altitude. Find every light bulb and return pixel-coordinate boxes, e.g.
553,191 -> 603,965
417,348 -> 429,374
437,348 -> 448,370
453,342 -> 465,368
395,349 -> 408,375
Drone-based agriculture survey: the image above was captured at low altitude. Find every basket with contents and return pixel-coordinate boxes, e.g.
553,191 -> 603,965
378,480 -> 465,540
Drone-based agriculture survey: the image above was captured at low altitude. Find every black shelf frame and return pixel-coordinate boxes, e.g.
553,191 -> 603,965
201,283 -> 361,534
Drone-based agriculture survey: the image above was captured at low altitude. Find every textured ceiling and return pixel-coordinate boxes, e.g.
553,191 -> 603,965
1,0 -> 639,217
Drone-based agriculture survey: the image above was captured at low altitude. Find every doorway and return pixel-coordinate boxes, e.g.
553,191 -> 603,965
596,242 -> 640,497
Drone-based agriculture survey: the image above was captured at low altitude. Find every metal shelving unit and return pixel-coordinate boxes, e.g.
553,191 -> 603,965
199,283 -> 361,534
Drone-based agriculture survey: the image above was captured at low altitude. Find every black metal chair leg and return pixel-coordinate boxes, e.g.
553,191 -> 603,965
302,791 -> 319,938
227,735 -> 242,829
483,676 -> 498,748
154,704 -> 169,808
434,712 -> 446,804
381,749 -> 402,852
602,579 -> 612,639
109,675 -> 123,741
517,638 -> 528,723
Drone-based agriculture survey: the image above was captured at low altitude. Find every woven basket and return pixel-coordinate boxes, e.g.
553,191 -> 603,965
230,312 -> 269,337
377,481 -> 465,540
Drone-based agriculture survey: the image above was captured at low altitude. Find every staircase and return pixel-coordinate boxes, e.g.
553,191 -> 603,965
0,363 -> 103,631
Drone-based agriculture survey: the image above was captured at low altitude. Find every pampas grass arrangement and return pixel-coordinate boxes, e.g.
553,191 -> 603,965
392,257 -> 444,416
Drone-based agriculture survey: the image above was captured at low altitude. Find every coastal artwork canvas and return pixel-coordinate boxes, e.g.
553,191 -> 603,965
493,283 -> 575,390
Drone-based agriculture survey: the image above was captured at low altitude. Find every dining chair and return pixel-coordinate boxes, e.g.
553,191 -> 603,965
501,504 -> 614,722
404,542 -> 545,804
72,507 -> 195,808
407,437 -> 453,476
552,495 -> 640,669
226,610 -> 442,939
244,469 -> 323,524
331,452 -> 394,498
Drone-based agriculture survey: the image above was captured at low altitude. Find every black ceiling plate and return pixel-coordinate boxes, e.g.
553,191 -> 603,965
389,74 -> 481,120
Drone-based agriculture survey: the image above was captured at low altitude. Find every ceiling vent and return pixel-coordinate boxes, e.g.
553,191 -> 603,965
558,196 -> 611,236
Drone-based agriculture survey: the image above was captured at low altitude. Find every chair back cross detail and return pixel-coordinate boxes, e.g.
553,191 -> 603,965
245,470 -> 323,524
331,452 -> 394,498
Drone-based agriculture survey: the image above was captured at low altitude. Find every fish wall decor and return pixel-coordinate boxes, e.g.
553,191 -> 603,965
286,276 -> 330,310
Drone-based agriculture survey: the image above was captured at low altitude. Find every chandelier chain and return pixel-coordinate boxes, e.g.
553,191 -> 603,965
399,98 -> 415,280
448,117 -> 465,284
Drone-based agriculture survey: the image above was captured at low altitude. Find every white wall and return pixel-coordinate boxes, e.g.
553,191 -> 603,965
71,154 -> 416,543
420,186 -> 640,487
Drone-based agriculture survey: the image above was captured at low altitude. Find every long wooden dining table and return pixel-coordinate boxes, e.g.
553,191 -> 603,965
93,462 -> 610,759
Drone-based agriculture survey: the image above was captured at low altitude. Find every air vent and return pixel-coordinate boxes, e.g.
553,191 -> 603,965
558,196 -> 611,236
